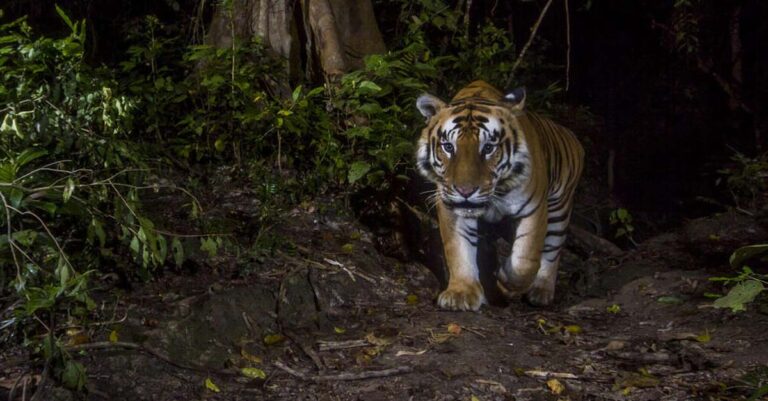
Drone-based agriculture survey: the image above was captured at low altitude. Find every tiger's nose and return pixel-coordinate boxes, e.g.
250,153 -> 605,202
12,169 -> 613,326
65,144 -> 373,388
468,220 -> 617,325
454,185 -> 479,198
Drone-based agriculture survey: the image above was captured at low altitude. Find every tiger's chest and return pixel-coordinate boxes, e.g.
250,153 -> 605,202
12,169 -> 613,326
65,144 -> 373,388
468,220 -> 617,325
482,185 -> 536,223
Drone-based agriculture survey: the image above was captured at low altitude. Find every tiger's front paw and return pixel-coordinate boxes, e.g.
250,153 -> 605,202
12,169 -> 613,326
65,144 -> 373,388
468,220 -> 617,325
524,285 -> 555,306
437,283 -> 486,311
495,267 -> 534,298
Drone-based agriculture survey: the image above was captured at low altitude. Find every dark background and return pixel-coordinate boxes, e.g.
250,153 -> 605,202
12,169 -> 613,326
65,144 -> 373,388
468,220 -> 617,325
6,0 -> 767,221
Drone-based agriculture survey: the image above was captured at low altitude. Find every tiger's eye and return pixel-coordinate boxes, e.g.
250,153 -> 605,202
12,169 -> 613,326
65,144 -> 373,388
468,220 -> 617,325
483,143 -> 496,154
442,143 -> 454,153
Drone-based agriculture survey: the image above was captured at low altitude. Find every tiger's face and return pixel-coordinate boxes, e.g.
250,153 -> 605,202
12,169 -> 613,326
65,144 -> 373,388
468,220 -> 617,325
415,88 -> 528,218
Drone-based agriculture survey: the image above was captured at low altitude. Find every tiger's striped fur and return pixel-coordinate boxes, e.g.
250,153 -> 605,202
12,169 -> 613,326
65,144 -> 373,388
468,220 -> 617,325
415,81 -> 584,310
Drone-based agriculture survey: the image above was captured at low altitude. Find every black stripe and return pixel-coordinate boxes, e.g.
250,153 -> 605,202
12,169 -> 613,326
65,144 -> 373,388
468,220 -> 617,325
515,201 -> 541,219
542,244 -> 564,253
547,213 -> 569,224
512,129 -> 520,154
514,194 -> 534,215
459,233 -> 478,247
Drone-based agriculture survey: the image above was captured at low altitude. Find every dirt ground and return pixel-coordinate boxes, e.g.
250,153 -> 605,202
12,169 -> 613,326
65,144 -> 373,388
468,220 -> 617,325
4,185 -> 768,401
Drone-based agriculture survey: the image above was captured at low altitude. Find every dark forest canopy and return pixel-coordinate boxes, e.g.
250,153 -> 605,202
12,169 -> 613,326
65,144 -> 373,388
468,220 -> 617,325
1,1 -> 768,399
5,0 -> 767,211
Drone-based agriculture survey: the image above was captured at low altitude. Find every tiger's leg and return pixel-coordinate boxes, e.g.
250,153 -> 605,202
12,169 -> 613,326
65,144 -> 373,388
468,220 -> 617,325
497,205 -> 547,298
436,202 -> 485,311
526,200 -> 575,305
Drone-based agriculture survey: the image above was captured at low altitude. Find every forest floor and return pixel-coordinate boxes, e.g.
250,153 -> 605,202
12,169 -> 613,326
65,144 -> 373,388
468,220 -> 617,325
4,177 -> 768,401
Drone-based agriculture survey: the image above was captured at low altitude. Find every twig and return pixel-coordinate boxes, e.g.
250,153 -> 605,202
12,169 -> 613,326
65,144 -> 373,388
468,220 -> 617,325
273,361 -> 413,381
524,370 -> 578,379
460,325 -> 487,338
509,0 -> 555,84
395,197 -> 437,228
524,369 -> 611,383
564,0 -> 571,91
284,330 -> 325,372
317,339 -> 370,352
0,192 -> 21,281
8,373 -> 25,401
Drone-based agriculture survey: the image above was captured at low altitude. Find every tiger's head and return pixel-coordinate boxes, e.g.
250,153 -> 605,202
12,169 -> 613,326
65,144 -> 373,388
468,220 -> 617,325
415,85 -> 528,218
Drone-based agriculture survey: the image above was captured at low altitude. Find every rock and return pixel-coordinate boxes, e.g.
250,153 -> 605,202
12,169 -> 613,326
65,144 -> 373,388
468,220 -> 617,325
680,210 -> 768,264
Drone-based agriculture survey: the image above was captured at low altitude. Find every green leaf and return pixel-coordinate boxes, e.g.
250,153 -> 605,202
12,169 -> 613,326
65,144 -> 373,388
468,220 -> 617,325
88,219 -> 106,247
12,230 -> 37,247
358,102 -> 382,115
62,360 -> 87,391
357,80 -> 382,95
656,295 -> 684,305
0,163 -> 15,183
9,188 -> 23,207
130,236 -> 140,254
200,237 -> 218,258
348,161 -> 371,184
344,126 -> 371,139
291,85 -> 302,102
55,4 -> 75,31
713,280 -> 764,312
15,148 -> 47,168
172,238 -> 184,266
730,244 -> 768,269
306,87 -> 325,97
214,137 -> 226,152
63,178 -> 75,203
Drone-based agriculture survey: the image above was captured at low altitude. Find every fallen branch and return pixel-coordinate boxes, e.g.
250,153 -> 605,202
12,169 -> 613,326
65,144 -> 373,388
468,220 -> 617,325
317,339 -> 370,352
273,361 -> 413,381
524,369 -> 611,383
568,225 -> 623,256
284,330 -> 325,371
66,341 -> 235,375
524,370 -> 578,380
607,351 -> 673,363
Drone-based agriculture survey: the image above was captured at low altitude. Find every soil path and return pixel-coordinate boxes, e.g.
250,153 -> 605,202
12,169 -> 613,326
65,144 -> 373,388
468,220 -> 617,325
30,203 -> 768,401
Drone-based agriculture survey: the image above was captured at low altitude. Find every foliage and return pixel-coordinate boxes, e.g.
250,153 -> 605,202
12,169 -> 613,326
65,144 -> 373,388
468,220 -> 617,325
608,208 -> 637,246
0,8 -> 206,379
717,151 -> 768,211
710,244 -> 768,312
0,0 -> 571,390
395,0 -> 521,92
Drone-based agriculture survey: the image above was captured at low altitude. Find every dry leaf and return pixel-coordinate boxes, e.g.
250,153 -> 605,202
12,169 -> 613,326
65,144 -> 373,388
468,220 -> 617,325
547,378 -> 565,395
204,377 -> 220,393
447,323 -> 462,335
263,333 -> 286,345
366,332 -> 394,346
405,294 -> 419,305
108,330 -> 119,343
564,325 -> 582,334
66,331 -> 90,346
240,367 -> 267,380
427,329 -> 453,344
696,329 -> 711,343
240,348 -> 262,364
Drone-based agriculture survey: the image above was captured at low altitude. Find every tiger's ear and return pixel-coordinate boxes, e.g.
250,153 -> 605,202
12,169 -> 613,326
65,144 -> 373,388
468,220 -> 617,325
416,94 -> 446,119
503,87 -> 526,110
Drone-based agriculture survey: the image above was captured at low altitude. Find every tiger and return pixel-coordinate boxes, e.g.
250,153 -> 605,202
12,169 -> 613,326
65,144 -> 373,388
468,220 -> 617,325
415,80 -> 584,310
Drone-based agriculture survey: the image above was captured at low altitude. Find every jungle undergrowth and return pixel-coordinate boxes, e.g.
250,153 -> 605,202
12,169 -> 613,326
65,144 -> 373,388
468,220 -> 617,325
0,0 -> 584,391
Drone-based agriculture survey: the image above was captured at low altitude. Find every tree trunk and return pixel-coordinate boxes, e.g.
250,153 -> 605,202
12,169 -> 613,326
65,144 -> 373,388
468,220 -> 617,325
206,0 -> 386,82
